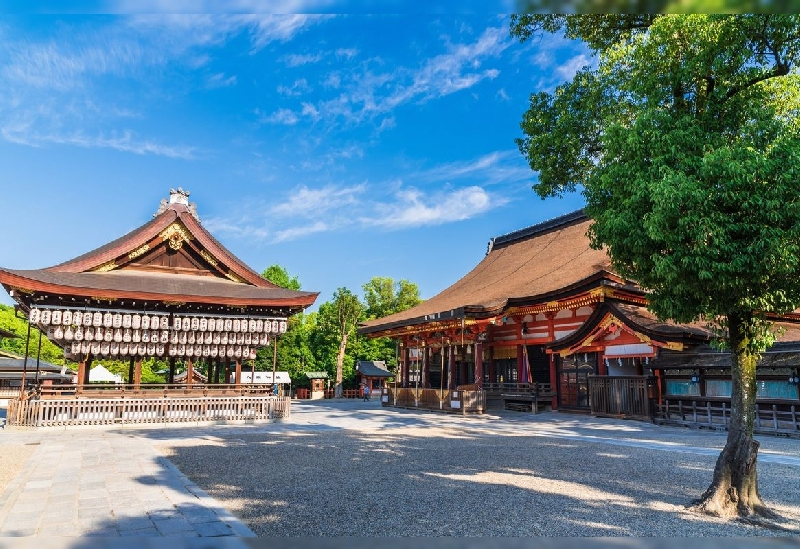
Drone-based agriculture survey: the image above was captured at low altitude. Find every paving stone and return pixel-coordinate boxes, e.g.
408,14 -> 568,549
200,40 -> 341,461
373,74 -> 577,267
192,520 -> 235,537
153,517 -> 195,535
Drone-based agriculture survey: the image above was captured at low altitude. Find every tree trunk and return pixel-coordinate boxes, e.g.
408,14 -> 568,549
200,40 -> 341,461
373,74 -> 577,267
693,311 -> 774,518
334,332 -> 348,398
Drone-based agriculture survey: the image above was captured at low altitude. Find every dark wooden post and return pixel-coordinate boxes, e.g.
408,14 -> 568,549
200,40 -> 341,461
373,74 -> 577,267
168,357 -> 176,385
133,358 -> 142,389
422,346 -> 430,388
403,347 -> 410,388
83,359 -> 92,385
448,345 -> 456,390
488,346 -> 495,384
517,344 -> 525,384
128,358 -> 135,385
549,353 -> 558,409
475,342 -> 483,388
186,359 -> 194,389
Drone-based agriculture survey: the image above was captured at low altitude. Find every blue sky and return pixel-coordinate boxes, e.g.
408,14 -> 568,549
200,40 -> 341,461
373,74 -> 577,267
0,11 -> 589,310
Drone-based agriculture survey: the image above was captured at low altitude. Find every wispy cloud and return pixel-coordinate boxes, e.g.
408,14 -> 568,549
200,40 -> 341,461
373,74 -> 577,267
273,221 -> 330,242
418,150 -> 534,187
260,108 -> 299,125
270,184 -> 365,218
282,53 -> 324,67
366,185 -> 504,229
207,72 -> 237,88
277,78 -> 311,96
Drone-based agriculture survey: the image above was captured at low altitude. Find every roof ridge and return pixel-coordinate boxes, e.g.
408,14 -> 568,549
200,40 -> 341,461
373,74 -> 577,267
488,209 -> 587,253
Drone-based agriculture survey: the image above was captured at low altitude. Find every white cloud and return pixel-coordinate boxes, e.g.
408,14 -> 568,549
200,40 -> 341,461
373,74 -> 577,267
277,78 -> 310,96
556,53 -> 592,81
282,52 -> 325,67
207,72 -> 237,88
261,108 -> 299,125
335,48 -> 358,59
273,221 -> 330,242
366,185 -> 504,229
270,184 -> 365,218
418,151 -> 534,187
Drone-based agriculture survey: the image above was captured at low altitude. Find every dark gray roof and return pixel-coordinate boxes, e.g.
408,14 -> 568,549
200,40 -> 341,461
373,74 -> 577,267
0,327 -> 18,339
0,358 -> 69,373
356,361 -> 393,377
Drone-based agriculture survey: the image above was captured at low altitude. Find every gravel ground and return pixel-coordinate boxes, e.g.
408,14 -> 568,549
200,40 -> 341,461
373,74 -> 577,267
156,403 -> 800,537
0,443 -> 35,498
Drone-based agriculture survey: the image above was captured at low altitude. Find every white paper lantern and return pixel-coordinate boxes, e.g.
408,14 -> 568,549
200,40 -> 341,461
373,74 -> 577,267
112,313 -> 122,328
242,346 -> 250,358
213,332 -> 221,345
74,326 -> 84,341
81,341 -> 90,354
221,332 -> 229,345
62,310 -> 73,326
83,313 -> 92,327
29,308 -> 41,324
210,346 -> 218,357
141,315 -> 150,330
131,314 -> 141,330
255,319 -> 263,332
249,349 -> 257,360
75,311 -> 86,326
232,319 -> 240,333
123,314 -> 132,329
159,316 -> 168,330
54,326 -> 64,340
207,318 -> 216,332
194,344 -> 202,357
141,331 -> 150,343
170,332 -> 179,344
149,315 -> 159,330
203,332 -> 212,344
113,329 -> 122,343
91,312 -> 102,327
39,309 -> 51,326
101,342 -> 110,356
71,341 -> 81,354
145,343 -> 155,356
186,345 -> 194,357
137,343 -> 146,356
202,345 -> 209,357
84,327 -> 95,342
111,342 -> 120,356
104,329 -> 113,343
224,318 -> 232,331
244,333 -> 252,345
279,320 -> 287,334
123,329 -> 132,343
64,326 -> 74,341
179,331 -> 187,344
234,345 -> 242,358
199,317 -> 208,332
49,310 -> 61,325
216,319 -> 224,332
156,344 -> 165,357
226,346 -> 235,358
236,333 -> 244,345
91,342 -> 101,355
173,316 -> 182,330
247,319 -> 255,332
187,331 -> 195,345
120,343 -> 129,356
103,312 -> 113,328
160,330 -> 168,344
182,317 -> 191,332
177,344 -> 185,356
168,345 -> 177,357
259,333 -> 268,346
190,317 -> 198,331
132,330 -> 141,343
272,320 -> 280,333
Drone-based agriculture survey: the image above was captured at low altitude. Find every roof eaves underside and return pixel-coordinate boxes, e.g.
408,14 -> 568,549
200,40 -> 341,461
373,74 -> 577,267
0,268 -> 318,309
359,215 -> 613,335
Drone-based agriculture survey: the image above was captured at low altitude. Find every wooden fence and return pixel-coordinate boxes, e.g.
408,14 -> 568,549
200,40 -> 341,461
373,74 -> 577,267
588,375 -> 651,419
655,398 -> 799,437
382,387 -> 485,414
6,395 -> 290,428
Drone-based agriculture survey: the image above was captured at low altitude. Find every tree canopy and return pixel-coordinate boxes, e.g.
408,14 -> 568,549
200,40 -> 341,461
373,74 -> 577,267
512,14 -> 800,520
261,264 -> 301,291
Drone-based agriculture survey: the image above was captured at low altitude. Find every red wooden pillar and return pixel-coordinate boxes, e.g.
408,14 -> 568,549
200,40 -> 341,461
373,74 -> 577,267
422,346 -> 430,388
77,360 -> 86,386
186,359 -> 194,388
403,347 -> 410,388
597,354 -> 608,376
517,344 -> 525,384
487,347 -> 495,384
234,360 -> 242,388
549,353 -> 558,409
133,358 -> 142,389
475,342 -> 483,388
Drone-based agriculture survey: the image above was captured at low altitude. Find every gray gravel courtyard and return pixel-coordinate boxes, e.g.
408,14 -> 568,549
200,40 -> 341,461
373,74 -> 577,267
151,399 -> 800,537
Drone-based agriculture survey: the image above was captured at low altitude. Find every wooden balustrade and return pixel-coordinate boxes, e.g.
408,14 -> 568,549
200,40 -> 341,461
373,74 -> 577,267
7,395 -> 290,427
383,387 -> 485,414
655,398 -> 799,437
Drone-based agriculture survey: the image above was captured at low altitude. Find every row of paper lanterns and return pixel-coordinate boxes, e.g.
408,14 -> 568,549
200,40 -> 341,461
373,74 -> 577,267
67,340 -> 258,359
29,308 -> 287,334
46,325 -> 272,347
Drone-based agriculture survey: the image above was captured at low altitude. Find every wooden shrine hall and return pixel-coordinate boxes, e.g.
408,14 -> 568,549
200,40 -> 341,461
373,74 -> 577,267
359,211 -> 800,435
0,188 -> 318,427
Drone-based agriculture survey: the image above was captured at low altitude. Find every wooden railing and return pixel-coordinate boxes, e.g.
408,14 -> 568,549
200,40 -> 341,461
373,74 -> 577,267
7,395 -> 290,427
588,375 -> 650,419
655,397 -> 799,437
37,383 -> 277,399
382,387 -> 485,414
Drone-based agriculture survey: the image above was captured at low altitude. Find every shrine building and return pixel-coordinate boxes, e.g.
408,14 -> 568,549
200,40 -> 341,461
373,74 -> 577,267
359,211 -> 800,435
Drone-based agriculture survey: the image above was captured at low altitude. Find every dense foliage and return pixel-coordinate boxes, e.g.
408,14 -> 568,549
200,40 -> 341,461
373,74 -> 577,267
512,14 -> 800,518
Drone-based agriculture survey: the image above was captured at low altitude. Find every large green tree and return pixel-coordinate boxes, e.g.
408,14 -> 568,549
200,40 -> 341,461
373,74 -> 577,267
261,264 -> 301,291
512,14 -> 800,519
316,288 -> 363,398
360,277 -> 423,370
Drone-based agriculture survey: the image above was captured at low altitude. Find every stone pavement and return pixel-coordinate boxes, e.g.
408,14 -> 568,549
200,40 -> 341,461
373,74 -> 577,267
0,396 -> 799,540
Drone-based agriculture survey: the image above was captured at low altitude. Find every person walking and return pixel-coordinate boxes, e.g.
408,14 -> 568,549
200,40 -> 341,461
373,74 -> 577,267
363,384 -> 370,402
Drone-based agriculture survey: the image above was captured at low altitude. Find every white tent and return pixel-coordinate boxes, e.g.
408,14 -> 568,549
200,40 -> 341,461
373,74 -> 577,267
89,364 -> 123,383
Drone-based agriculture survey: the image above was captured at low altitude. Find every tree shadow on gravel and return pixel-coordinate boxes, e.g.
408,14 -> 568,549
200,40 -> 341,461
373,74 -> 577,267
136,424 -> 800,538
